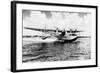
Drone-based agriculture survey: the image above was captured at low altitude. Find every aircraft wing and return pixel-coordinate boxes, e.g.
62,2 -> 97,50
24,27 -> 62,32
67,30 -> 83,33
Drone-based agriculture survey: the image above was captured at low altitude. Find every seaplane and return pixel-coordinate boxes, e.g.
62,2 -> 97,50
23,27 -> 83,43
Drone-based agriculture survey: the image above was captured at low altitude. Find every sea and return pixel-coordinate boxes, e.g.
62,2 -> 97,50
22,38 -> 91,63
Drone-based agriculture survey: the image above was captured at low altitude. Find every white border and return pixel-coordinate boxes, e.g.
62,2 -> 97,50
16,4 -> 96,70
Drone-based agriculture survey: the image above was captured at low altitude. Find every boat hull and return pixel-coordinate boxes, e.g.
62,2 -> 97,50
57,36 -> 78,42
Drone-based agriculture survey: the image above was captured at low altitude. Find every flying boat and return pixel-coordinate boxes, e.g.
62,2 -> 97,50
23,27 -> 83,43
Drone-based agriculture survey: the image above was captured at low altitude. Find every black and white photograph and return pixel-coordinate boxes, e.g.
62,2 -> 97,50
22,10 -> 91,62
11,1 -> 97,72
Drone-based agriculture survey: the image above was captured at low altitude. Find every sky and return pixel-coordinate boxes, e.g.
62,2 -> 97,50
22,10 -> 91,36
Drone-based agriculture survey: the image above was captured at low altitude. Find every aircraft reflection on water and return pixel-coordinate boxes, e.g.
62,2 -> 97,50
23,26 -> 88,43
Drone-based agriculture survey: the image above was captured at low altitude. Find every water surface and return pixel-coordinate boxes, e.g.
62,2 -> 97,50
22,38 -> 91,62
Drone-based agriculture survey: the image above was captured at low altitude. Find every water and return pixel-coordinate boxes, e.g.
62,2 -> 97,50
22,38 -> 91,63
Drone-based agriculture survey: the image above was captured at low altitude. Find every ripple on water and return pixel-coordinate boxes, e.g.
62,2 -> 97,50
22,38 -> 91,63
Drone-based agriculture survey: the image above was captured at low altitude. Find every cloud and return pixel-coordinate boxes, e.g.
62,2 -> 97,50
41,11 -> 52,19
22,10 -> 31,19
77,13 -> 88,18
23,10 -> 91,36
